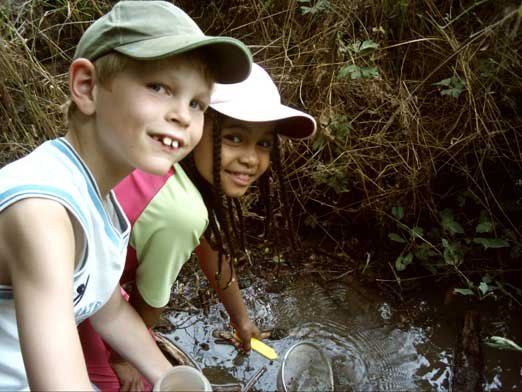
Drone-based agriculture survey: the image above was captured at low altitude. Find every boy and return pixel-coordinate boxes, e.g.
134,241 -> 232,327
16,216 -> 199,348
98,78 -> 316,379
0,1 -> 252,390
79,63 -> 316,391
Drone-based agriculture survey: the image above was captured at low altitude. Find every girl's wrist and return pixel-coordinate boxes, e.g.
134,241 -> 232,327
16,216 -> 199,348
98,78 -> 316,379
232,315 -> 254,331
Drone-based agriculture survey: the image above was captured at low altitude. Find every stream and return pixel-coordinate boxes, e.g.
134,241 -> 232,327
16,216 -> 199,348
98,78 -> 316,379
162,272 -> 522,391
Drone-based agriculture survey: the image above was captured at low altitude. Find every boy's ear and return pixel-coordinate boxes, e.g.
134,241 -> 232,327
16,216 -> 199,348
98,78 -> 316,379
69,58 -> 97,116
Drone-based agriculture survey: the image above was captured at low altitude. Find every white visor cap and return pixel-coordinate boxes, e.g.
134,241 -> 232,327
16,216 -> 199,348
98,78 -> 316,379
209,63 -> 317,139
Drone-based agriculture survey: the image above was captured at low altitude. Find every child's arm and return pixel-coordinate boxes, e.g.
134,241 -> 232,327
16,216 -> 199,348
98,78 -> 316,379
0,198 -> 93,390
195,239 -> 267,351
89,285 -> 172,386
107,289 -> 165,391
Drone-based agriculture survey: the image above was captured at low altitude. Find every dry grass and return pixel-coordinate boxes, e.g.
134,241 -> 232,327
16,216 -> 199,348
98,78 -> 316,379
1,0 -> 521,285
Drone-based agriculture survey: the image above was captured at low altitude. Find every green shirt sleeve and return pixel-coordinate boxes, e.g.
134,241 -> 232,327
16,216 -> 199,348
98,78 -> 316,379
130,163 -> 208,307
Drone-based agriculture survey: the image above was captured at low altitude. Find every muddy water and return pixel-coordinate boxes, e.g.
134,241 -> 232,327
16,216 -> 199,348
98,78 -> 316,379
163,274 -> 522,391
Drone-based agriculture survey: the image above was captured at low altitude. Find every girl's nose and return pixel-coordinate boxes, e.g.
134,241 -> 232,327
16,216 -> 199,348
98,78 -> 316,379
238,146 -> 259,166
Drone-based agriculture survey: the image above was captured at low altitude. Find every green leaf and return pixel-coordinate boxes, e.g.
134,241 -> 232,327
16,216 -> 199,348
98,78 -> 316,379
478,281 -> 489,295
412,226 -> 424,238
518,3 -> 522,17
359,40 -> 379,52
433,77 -> 453,87
388,233 -> 407,243
391,206 -> 404,220
484,336 -> 522,352
476,222 -> 493,233
446,221 -> 465,235
350,40 -> 362,53
360,66 -> 379,78
473,237 -> 510,249
453,288 -> 474,296
440,210 -> 464,234
395,252 -> 413,271
442,239 -> 464,265
441,87 -> 464,98
476,210 -> 493,233
338,64 -> 361,80
434,76 -> 465,98
349,66 -> 362,79
414,243 -> 437,261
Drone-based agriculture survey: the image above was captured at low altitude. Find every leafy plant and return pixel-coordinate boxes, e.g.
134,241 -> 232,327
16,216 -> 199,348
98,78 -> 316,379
433,75 -> 465,97
338,39 -> 380,80
484,336 -> 522,352
388,204 -> 510,275
297,0 -> 330,15
338,64 -> 379,80
454,274 -> 499,299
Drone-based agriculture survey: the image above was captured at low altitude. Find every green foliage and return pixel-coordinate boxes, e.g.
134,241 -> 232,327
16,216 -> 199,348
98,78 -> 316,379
297,0 -> 330,15
472,237 -> 509,249
484,336 -> 522,352
433,76 -> 466,98
455,276 -> 522,306
391,206 -> 404,221
388,203 -> 511,276
440,209 -> 465,234
311,162 -> 350,194
337,39 -> 380,80
338,64 -> 379,80
395,252 -> 413,271
309,114 -> 352,196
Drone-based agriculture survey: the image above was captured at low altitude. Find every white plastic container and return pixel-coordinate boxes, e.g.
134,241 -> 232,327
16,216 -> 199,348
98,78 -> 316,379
153,365 -> 212,392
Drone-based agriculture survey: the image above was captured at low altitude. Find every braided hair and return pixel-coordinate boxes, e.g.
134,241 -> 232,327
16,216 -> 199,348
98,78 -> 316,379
180,109 -> 293,288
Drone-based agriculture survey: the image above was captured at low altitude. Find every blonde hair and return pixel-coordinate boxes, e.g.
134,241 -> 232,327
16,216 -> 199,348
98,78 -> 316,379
64,50 -> 214,125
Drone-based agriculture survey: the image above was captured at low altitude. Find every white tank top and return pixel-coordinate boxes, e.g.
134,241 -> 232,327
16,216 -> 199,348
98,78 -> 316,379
0,138 -> 130,390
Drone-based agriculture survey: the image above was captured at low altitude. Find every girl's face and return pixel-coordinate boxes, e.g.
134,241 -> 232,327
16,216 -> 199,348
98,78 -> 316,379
193,115 -> 275,198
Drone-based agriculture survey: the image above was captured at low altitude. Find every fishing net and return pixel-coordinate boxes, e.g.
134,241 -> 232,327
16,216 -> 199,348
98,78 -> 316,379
278,342 -> 334,392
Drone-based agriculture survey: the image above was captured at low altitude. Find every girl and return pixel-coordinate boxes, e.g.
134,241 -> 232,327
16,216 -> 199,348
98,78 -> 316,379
79,63 -> 316,391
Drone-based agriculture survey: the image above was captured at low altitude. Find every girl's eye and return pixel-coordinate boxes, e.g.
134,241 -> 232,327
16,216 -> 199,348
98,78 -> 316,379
224,134 -> 242,144
149,83 -> 169,95
259,140 -> 273,150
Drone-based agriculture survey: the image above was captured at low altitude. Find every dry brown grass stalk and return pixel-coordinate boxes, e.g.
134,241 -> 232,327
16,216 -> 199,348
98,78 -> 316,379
1,0 -> 521,278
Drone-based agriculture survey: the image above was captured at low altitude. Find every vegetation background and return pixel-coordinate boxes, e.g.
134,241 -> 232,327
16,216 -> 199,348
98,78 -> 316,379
0,0 -> 521,306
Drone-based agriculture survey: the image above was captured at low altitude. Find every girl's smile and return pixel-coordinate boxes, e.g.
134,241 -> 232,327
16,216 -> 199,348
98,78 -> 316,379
193,116 -> 275,198
225,170 -> 255,187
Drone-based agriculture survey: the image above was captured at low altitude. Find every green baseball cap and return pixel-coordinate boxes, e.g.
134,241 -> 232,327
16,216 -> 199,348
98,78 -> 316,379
74,1 -> 252,84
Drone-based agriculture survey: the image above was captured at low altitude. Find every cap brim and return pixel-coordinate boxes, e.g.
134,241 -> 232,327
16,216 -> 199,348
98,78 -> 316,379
114,35 -> 252,84
210,101 -> 317,139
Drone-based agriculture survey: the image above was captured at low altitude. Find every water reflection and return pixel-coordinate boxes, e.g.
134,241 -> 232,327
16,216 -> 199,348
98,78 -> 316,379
163,274 -> 521,391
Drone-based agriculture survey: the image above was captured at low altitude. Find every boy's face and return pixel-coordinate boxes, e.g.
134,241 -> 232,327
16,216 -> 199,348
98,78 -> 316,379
93,55 -> 211,176
193,116 -> 275,198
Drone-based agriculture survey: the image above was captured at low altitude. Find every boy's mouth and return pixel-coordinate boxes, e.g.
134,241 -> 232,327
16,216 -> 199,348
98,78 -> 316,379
151,134 -> 183,149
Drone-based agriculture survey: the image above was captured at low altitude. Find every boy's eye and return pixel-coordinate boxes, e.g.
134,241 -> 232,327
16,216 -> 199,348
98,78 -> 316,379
189,99 -> 207,111
149,83 -> 169,95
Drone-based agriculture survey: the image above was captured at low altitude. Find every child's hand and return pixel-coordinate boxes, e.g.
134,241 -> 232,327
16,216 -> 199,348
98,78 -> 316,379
109,359 -> 145,392
233,319 -> 271,352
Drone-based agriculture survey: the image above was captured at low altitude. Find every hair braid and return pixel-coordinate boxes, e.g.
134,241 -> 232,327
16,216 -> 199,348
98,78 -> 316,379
210,115 -> 239,289
258,170 -> 272,240
232,197 -> 246,252
271,135 -> 298,250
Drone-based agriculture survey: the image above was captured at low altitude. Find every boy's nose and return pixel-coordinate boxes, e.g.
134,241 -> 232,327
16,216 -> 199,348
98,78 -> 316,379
167,102 -> 191,128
